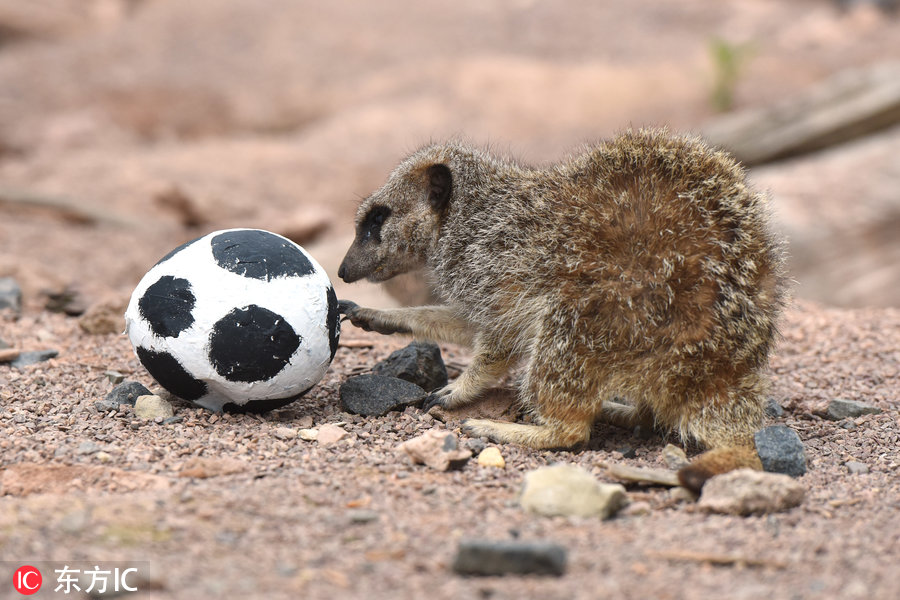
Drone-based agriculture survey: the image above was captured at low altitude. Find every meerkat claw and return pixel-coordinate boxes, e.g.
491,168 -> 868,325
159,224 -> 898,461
421,393 -> 446,412
337,299 -> 359,315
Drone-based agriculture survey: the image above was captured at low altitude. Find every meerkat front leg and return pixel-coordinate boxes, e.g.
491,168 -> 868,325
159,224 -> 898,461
423,334 -> 514,409
338,301 -> 475,346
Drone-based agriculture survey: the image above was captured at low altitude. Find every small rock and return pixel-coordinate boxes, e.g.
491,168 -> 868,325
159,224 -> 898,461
134,395 -> 175,420
0,277 -> 22,313
765,398 -> 785,418
10,349 -> 58,368
661,444 -> 690,470
59,509 -> 92,534
103,381 -> 151,407
840,421 -> 858,431
79,298 -> 127,335
95,451 -> 112,463
825,398 -> 882,420
179,456 -> 249,479
104,370 -> 126,385
621,501 -> 652,517
477,446 -> 506,468
465,438 -> 487,455
76,442 -> 100,455
616,446 -> 636,459
397,429 -> 472,471
520,464 -> 628,519
698,469 -> 805,516
347,509 -> 379,524
273,426 -> 297,440
845,461 -> 869,475
754,425 -> 807,477
340,374 -> 426,417
667,486 -> 698,504
452,539 -> 567,577
44,286 -> 88,316
372,341 -> 448,392
317,423 -> 348,445
162,416 -> 183,425
298,428 -> 319,441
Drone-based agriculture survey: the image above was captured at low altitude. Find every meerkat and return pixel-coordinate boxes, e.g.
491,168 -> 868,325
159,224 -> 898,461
337,129 -> 787,492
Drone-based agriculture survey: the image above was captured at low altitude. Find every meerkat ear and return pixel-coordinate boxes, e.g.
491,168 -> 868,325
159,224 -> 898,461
426,164 -> 452,211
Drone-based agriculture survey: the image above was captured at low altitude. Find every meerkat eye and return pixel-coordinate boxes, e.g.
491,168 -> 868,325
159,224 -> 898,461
361,205 -> 391,242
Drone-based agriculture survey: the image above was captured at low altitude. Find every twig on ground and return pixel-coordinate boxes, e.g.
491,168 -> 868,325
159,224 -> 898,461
600,462 -> 681,487
646,549 -> 789,569
0,186 -> 137,227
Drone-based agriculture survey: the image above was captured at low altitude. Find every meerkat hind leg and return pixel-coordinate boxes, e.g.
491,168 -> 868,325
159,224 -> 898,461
462,417 -> 592,450
461,334 -> 595,449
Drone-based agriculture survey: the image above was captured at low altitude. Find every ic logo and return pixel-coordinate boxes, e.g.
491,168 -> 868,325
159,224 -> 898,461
13,565 -> 42,595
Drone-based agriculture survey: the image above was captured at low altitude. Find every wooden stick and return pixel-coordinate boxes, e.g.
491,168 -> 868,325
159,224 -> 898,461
0,348 -> 21,362
600,462 -> 681,487
339,339 -> 374,349
0,187 -> 137,227
646,549 -> 789,569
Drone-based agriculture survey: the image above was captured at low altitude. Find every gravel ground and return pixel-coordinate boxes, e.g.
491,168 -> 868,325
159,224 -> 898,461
1,2 -> 899,599
0,299 -> 897,600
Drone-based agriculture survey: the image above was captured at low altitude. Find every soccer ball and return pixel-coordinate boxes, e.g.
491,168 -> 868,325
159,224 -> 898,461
124,228 -> 340,412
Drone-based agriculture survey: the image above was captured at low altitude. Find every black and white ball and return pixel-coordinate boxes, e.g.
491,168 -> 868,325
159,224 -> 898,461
125,228 -> 340,412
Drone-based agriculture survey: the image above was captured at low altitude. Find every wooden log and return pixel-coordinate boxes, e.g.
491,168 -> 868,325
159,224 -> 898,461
703,62 -> 900,165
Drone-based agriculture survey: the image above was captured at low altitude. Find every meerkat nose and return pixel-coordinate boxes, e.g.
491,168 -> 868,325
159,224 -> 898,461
337,264 -> 347,281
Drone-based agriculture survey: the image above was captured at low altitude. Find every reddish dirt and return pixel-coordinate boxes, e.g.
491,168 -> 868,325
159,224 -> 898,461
1,1 -> 898,599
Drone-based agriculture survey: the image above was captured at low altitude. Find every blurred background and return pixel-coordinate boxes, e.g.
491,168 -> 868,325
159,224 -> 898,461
1,0 -> 899,316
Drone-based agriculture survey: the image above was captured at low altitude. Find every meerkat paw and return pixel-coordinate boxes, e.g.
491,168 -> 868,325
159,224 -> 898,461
337,300 -> 409,335
460,418 -> 505,442
422,380 -> 478,411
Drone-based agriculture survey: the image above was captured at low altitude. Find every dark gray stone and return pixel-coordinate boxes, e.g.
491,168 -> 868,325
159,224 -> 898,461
465,438 -> 487,455
372,341 -> 448,392
755,425 -> 807,477
765,398 -> 785,418
340,375 -> 426,417
101,381 -> 152,410
11,349 -> 58,368
0,277 -> 22,313
452,540 -> 567,577
616,446 -> 636,459
44,286 -> 88,316
825,398 -> 882,421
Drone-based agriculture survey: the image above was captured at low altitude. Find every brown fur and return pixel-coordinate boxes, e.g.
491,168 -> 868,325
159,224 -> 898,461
338,129 -> 787,492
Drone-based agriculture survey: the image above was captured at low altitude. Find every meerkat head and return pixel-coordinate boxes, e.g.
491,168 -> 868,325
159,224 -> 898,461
338,150 -> 453,284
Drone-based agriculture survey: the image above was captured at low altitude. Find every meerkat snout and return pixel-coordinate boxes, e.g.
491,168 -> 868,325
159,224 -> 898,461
339,162 -> 453,284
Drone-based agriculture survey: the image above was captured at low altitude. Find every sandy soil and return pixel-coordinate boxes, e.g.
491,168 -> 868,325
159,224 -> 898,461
1,1 -> 899,599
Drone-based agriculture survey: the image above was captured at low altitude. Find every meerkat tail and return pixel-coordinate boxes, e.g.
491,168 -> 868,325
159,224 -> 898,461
676,445 -> 762,494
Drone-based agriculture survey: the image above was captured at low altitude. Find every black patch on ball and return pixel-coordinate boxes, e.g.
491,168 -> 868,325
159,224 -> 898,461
210,230 -> 315,281
138,275 -> 196,338
325,285 -> 339,361
221,385 -> 314,414
135,346 -> 208,401
208,304 -> 301,383
153,238 -> 198,267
